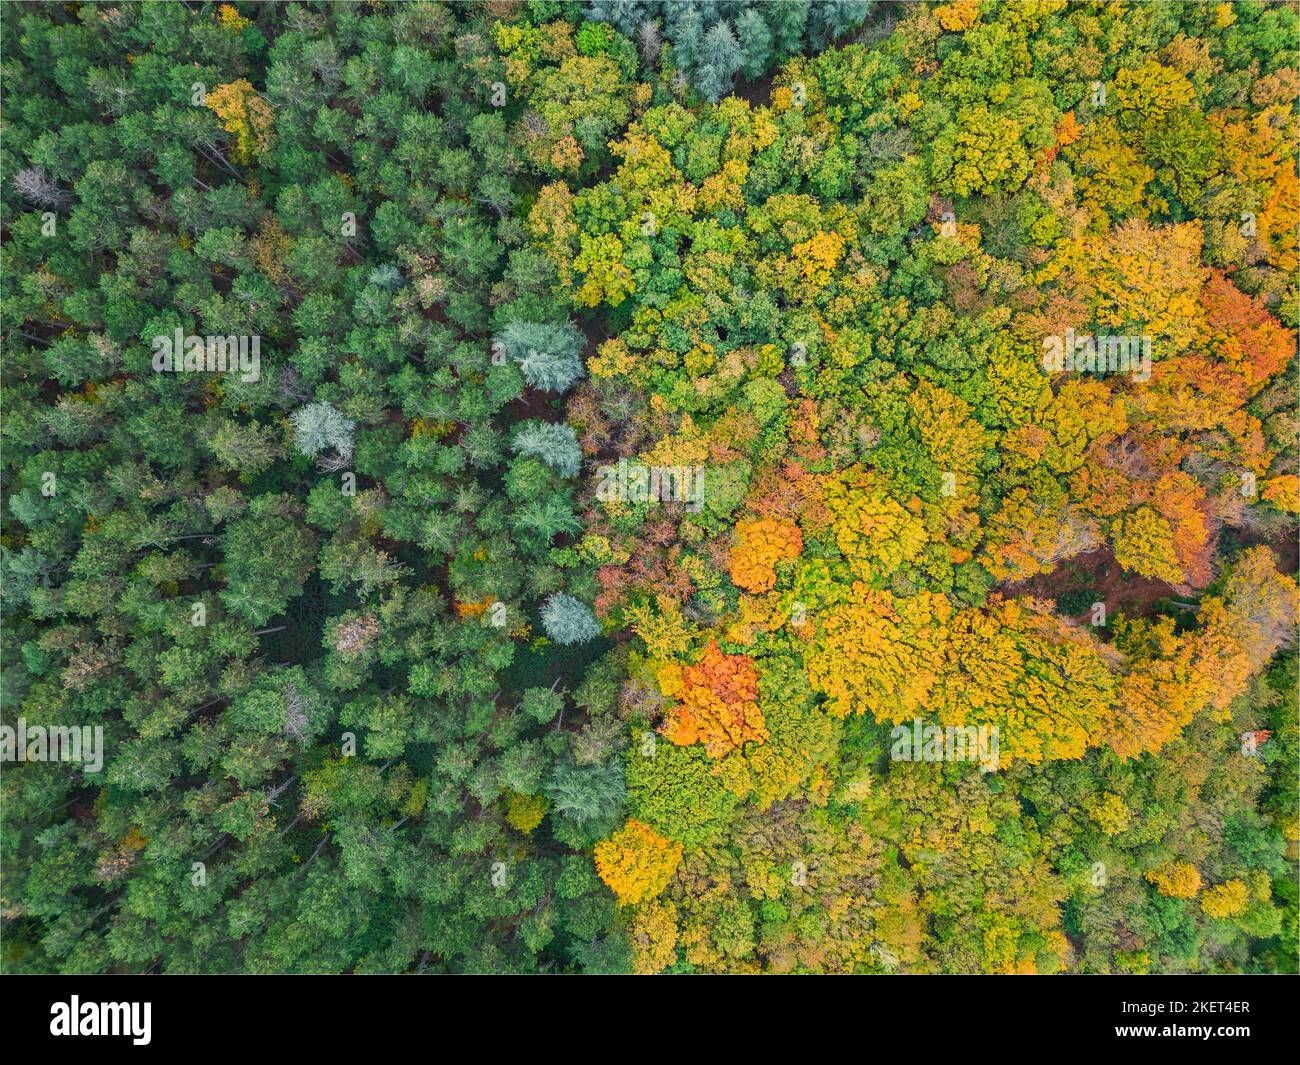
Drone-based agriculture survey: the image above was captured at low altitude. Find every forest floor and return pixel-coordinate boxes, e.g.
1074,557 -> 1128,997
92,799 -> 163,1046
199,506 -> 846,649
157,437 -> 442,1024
1000,545 -> 1183,624
1001,531 -> 1299,626
734,70 -> 776,108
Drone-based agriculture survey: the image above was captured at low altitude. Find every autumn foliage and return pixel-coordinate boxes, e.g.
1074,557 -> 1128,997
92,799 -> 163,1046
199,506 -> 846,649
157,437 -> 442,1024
728,518 -> 803,592
594,820 -> 683,906
1146,862 -> 1202,899
4,0 -> 1296,980
660,641 -> 767,757
204,79 -> 275,163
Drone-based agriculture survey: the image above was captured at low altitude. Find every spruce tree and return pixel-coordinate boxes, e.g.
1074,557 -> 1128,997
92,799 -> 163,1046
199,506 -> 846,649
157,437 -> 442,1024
540,593 -> 600,645
736,8 -> 773,80
808,1 -> 873,48
511,420 -> 583,478
764,0 -> 811,56
668,4 -> 705,76
497,320 -> 586,393
695,21 -> 743,103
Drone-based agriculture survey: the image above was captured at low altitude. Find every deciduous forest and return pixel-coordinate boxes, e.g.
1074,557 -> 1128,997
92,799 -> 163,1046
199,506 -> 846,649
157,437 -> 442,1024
2,0 -> 1297,975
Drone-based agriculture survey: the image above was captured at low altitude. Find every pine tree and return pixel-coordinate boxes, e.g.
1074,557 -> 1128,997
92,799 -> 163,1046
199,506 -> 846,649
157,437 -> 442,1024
367,264 -> 404,290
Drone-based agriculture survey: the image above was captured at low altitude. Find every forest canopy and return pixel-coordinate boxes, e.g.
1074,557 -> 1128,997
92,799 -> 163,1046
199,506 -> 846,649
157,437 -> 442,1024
1,0 -> 1297,976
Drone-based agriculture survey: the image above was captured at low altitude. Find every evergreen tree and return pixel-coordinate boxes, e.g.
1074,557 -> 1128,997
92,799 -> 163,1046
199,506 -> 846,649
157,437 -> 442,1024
367,264 -> 404,290
545,759 -> 627,827
497,321 -> 586,394
290,402 -> 355,460
764,0 -> 811,56
511,421 -> 583,478
808,1 -> 873,48
736,8 -> 773,80
695,21 -> 744,103
668,4 -> 705,76
587,0 -> 660,37
541,593 -> 601,645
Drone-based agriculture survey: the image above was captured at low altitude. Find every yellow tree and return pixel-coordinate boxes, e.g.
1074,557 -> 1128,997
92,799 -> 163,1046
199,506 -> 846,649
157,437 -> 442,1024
1111,505 -> 1184,585
629,899 -> 679,974
1201,880 -> 1249,918
1146,862 -> 1202,899
205,80 -> 275,164
933,598 -> 1119,765
594,820 -> 684,906
823,468 -> 928,583
1110,547 -> 1297,758
805,587 -> 950,721
728,517 -> 803,593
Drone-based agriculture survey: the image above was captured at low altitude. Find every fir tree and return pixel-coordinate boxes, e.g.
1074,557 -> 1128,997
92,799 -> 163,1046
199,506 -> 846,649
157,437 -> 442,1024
587,0 -> 659,37
668,4 -> 705,76
764,0 -> 811,55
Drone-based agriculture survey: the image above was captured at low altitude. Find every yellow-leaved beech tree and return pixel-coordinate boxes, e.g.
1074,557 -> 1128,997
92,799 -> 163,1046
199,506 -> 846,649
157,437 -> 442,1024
728,518 -> 803,593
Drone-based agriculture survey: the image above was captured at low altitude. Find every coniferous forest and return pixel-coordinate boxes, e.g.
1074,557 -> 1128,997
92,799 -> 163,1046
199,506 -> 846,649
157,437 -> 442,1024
1,0 -> 1298,978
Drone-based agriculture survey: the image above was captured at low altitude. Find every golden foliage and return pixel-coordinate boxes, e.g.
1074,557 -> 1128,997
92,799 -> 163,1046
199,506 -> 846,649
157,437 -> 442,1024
205,79 -> 275,163
594,820 -> 683,906
629,899 -> 679,974
1200,879 -> 1249,918
805,586 -> 949,721
1112,505 -> 1184,585
1086,793 -> 1133,836
823,469 -> 928,582
1146,862 -> 1202,899
935,0 -> 980,32
728,518 -> 803,593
